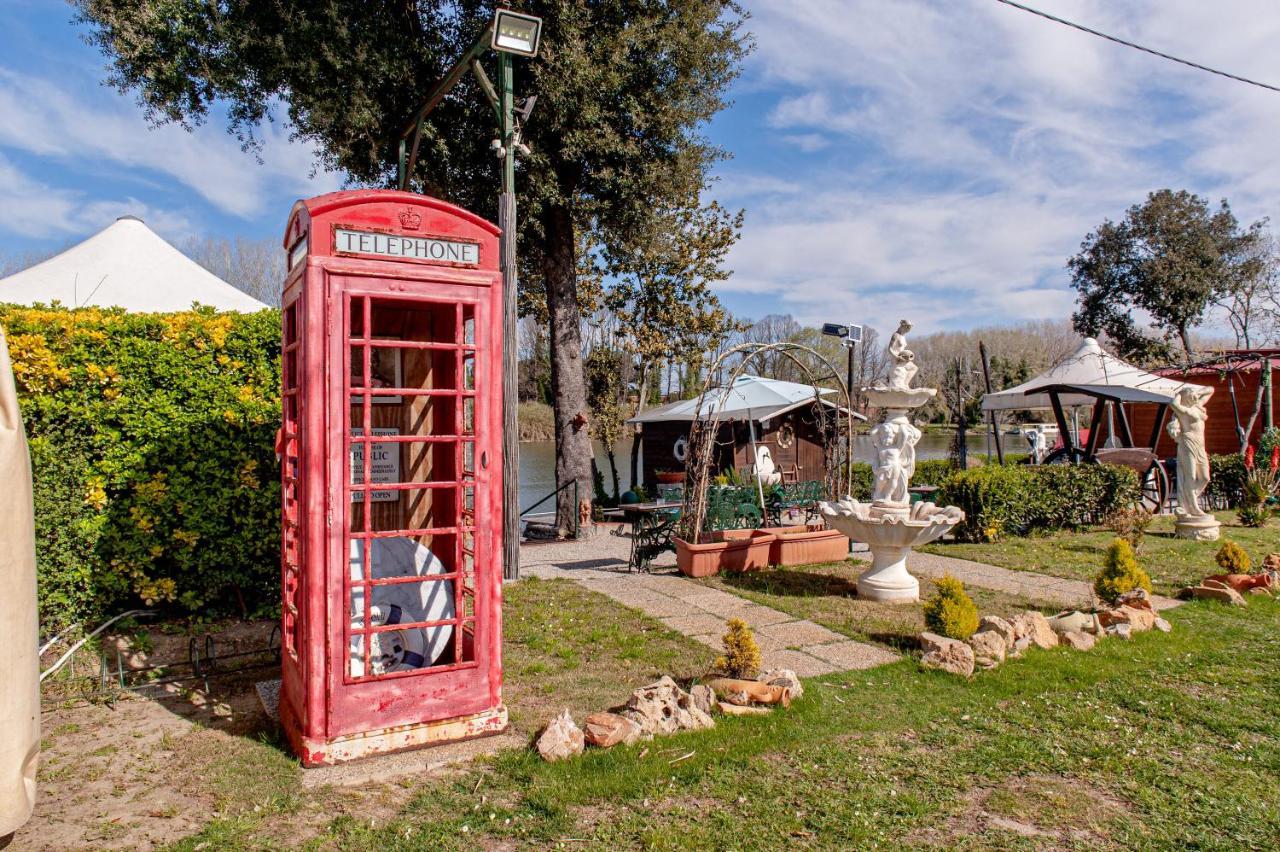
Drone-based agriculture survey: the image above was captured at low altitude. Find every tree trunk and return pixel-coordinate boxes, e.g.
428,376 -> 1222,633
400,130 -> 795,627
541,203 -> 594,536
606,446 -> 620,502
629,363 -> 650,489
1178,325 -> 1194,361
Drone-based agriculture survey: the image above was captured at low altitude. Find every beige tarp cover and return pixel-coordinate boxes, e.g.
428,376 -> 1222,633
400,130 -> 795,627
0,326 -> 38,836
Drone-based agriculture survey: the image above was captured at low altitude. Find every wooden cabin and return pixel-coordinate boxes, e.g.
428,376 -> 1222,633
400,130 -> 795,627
1129,349 -> 1278,457
629,375 -> 862,495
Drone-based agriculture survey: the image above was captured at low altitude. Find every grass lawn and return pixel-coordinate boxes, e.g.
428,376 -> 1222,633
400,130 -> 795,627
162,576 -> 1280,849
920,511 -> 1277,596
696,563 -> 1050,651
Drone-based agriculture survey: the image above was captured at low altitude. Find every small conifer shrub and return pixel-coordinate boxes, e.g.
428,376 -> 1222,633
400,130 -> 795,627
1094,538 -> 1153,605
1215,540 -> 1252,574
922,575 -> 979,639
715,617 -> 761,678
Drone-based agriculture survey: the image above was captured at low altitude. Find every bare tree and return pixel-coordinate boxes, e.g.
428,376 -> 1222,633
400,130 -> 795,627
1212,231 -> 1280,348
184,235 -> 286,307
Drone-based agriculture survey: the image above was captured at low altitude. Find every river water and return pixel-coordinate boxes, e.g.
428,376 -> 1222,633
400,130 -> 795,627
518,431 -> 998,510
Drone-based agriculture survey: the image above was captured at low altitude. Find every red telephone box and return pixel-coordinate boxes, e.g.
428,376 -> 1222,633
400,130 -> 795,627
278,189 -> 506,766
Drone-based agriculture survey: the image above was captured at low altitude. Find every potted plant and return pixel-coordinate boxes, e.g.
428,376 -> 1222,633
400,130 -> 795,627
656,469 -> 685,485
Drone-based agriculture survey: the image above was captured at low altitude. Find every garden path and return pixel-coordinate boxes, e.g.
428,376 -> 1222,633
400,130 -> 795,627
880,547 -> 1184,611
519,529 -> 900,676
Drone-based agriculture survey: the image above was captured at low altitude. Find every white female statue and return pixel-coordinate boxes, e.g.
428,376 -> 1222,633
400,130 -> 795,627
886,320 -> 918,390
1167,385 -> 1219,540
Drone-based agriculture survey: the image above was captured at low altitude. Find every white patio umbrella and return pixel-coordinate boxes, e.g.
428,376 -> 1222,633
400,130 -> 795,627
982,338 -> 1192,412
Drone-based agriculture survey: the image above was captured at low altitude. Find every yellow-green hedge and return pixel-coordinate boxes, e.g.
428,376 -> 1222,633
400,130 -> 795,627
1,305 -> 281,628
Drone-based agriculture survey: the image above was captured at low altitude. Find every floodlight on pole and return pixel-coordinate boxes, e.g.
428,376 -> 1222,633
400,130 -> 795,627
821,322 -> 863,415
393,6 -> 546,580
492,10 -> 543,57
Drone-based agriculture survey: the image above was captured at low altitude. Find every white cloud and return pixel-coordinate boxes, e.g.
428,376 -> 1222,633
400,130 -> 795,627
0,67 -> 342,220
713,0 -> 1280,337
0,153 -> 196,241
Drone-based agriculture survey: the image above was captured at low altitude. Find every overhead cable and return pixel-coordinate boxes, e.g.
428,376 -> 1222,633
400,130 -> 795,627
993,0 -> 1280,94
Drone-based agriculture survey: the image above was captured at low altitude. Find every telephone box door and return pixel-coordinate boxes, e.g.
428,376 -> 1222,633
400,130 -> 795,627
328,274 -> 499,733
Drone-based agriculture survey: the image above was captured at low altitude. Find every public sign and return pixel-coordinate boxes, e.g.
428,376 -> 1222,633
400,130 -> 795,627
334,228 -> 479,266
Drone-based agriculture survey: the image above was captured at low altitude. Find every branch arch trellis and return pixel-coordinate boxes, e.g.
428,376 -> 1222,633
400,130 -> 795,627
679,342 -> 858,541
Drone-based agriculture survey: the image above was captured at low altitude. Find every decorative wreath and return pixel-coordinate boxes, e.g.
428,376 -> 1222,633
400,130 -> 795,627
673,435 -> 689,462
776,422 -> 796,449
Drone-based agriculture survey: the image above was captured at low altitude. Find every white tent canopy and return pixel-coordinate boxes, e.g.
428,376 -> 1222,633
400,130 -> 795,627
982,337 -> 1193,412
0,216 -> 269,313
629,374 -> 864,424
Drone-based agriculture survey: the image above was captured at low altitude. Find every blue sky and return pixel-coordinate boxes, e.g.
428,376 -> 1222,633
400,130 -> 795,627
2,0 -> 1278,337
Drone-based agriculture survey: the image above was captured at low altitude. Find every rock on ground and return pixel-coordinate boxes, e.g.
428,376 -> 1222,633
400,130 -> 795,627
1011,611 -> 1059,650
1105,623 -> 1132,640
1100,605 -> 1156,632
968,630 -> 1006,670
976,615 -> 1016,652
583,712 -> 642,748
1154,617 -> 1172,633
757,668 -> 804,700
919,632 -> 975,677
537,709 -> 584,761
689,684 -> 716,716
620,675 -> 714,735
1060,630 -> 1096,651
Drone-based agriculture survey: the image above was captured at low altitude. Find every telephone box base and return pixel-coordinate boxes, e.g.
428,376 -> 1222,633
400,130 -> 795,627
285,704 -> 509,767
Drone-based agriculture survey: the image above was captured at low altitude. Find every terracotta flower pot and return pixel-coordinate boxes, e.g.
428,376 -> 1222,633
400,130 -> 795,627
768,528 -> 850,566
675,537 -> 727,577
656,471 -> 685,484
675,531 -> 776,576
710,529 -> 776,573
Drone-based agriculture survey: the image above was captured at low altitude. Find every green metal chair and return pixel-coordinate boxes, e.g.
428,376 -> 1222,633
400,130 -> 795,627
628,510 -> 678,573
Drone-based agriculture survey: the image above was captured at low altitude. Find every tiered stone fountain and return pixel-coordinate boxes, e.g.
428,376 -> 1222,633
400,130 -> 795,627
820,320 -> 965,602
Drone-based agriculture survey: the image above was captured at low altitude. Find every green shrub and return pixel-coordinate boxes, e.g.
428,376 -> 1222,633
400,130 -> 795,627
922,575 -> 979,639
1205,453 -> 1248,508
1214,540 -> 1252,574
939,463 -> 1139,542
1,304 -> 281,628
1094,538 -> 1152,605
715,617 -> 761,678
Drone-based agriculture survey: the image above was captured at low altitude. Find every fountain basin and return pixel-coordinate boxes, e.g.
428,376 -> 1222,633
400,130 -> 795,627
863,386 -> 937,410
820,499 -> 964,602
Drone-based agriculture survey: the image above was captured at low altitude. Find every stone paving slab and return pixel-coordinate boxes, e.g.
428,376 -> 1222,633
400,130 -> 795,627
661,612 -> 734,636
805,640 -> 902,670
756,619 -> 846,648
764,649 -> 840,678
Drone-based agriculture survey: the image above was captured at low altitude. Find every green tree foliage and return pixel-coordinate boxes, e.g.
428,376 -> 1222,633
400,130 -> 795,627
585,346 -> 627,501
2,305 -> 281,628
1094,538 -> 1153,605
1068,189 -> 1262,361
922,575 -> 979,640
75,0 -> 751,532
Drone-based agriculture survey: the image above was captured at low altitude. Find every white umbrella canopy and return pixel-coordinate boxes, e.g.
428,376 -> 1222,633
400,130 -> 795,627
628,374 -> 863,423
982,338 -> 1194,412
0,216 -> 269,313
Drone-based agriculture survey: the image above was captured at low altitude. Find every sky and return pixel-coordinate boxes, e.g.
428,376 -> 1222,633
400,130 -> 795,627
1,0 -> 1278,337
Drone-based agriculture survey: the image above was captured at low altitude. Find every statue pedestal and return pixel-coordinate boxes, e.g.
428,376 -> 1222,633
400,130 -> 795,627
1175,514 -> 1220,541
856,544 -> 920,602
